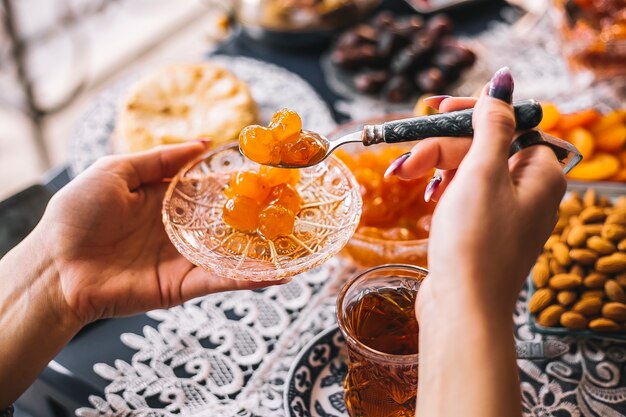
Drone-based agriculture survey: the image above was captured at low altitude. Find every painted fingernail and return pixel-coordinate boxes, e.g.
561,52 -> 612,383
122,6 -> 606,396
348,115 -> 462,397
488,67 -> 514,104
423,95 -> 451,111
384,152 -> 411,178
424,172 -> 442,202
193,137 -> 212,146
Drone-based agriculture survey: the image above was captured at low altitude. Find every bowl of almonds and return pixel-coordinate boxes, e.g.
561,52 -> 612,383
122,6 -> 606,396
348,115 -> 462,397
528,188 -> 626,339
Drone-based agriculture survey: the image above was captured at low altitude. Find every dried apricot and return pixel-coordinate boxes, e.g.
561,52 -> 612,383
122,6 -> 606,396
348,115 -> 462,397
539,103 -> 561,131
595,124 -> 626,153
223,196 -> 261,232
609,169 -> 626,182
566,127 -> 595,160
257,205 -> 296,240
568,153 -> 620,181
556,108 -> 602,131
590,111 -> 624,135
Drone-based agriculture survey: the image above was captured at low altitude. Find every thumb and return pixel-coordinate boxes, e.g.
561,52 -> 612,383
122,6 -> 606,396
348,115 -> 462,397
96,139 -> 212,190
463,67 -> 516,175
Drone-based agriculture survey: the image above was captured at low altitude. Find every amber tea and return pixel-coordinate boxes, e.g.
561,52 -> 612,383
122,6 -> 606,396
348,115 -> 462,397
337,265 -> 425,417
345,287 -> 418,355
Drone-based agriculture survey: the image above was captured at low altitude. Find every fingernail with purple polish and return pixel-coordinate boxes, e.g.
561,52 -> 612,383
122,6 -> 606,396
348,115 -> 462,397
423,95 -> 451,110
424,173 -> 442,202
384,152 -> 411,178
488,67 -> 514,104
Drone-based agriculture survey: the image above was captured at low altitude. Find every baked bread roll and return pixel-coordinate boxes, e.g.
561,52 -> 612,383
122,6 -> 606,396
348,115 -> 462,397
115,63 -> 258,152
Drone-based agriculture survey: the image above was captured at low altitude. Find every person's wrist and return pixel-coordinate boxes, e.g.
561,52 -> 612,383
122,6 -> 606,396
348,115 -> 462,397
14,224 -> 85,332
416,273 -> 516,332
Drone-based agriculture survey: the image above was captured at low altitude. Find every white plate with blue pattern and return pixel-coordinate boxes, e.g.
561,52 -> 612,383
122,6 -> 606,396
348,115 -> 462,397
284,325 -> 349,417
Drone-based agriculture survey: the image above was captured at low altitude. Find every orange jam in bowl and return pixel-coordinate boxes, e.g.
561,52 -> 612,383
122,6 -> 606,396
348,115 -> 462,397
330,119 -> 436,268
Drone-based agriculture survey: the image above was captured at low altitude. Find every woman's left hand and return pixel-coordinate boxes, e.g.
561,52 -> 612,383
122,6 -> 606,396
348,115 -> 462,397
39,141 -> 288,325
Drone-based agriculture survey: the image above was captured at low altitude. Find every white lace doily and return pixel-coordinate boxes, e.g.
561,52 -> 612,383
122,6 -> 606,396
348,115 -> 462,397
76,258 -> 352,417
68,55 -> 337,177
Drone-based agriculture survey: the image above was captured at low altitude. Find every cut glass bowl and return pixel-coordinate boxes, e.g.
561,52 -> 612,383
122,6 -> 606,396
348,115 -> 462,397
163,143 -> 362,281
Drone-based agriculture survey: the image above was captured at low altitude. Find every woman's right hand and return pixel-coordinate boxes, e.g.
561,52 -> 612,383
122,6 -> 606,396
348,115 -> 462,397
388,68 -> 567,417
391,69 -> 566,318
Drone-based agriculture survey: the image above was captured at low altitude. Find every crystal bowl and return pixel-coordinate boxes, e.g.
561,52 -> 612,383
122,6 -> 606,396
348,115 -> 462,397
327,116 -> 432,269
162,142 -> 362,281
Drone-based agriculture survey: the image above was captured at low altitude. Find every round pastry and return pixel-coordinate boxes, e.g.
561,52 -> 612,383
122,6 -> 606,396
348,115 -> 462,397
115,63 -> 258,152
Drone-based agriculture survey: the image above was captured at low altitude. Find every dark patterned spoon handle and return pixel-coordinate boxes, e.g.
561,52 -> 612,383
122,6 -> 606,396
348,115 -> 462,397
363,99 -> 542,145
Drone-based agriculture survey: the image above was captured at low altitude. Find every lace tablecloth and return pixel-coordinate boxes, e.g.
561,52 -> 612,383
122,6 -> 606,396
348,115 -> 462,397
74,254 -> 626,417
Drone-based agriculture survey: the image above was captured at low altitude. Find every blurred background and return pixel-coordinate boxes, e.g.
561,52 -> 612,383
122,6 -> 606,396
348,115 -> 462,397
0,0 -> 225,199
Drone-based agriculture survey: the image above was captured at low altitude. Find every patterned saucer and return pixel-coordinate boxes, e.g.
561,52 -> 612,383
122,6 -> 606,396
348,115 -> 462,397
284,324 -> 349,417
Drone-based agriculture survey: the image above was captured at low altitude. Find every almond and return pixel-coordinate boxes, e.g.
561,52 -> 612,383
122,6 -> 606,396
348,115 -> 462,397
602,302 -> 626,322
602,224 -> 626,242
560,198 -> 583,217
586,236 -> 616,255
570,249 -> 598,265
554,216 -> 568,234
532,262 -> 551,288
583,272 -> 609,288
583,224 -> 604,236
583,189 -> 596,208
557,290 -> 577,306
606,211 -> 626,227
560,311 -> 588,330
598,196 -> 610,208
544,235 -> 560,251
550,258 -> 566,275
605,279 -> 626,303
560,226 -> 571,242
596,253 -> 626,274
569,216 -> 582,227
569,264 -> 585,277
572,297 -> 603,316
579,206 -> 607,224
616,273 -> 626,288
528,288 -> 555,314
581,290 -> 604,300
549,273 -> 582,290
537,305 -> 565,327
589,317 -> 620,332
618,237 -> 626,251
567,226 -> 587,247
552,242 -> 571,266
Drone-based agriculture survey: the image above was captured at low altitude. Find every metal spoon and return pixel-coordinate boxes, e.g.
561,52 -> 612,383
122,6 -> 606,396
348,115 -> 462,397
241,99 -> 581,174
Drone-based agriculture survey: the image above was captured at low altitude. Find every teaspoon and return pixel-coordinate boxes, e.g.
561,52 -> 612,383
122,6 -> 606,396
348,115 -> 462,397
241,99 -> 581,174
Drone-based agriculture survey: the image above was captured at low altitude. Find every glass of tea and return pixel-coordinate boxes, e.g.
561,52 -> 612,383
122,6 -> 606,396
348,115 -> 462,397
336,264 -> 426,417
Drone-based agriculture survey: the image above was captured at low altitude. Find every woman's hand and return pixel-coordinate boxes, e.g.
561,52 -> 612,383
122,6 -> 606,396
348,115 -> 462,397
388,68 -> 567,417
0,141 -> 288,407
41,141 -> 287,325
391,74 -> 566,317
